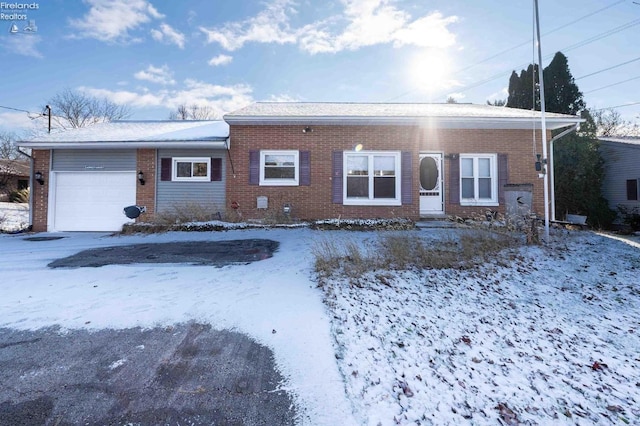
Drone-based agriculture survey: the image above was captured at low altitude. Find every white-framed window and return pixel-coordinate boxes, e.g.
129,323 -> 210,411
343,151 -> 401,206
172,157 -> 210,181
260,150 -> 299,186
460,154 -> 498,205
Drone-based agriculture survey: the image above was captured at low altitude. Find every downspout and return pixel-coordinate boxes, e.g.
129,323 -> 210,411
550,123 -> 579,222
225,137 -> 236,178
17,147 -> 33,230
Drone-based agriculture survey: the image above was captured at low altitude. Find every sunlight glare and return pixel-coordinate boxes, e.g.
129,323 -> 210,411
408,50 -> 454,93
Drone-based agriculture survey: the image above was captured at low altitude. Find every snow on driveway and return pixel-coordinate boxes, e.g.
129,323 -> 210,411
0,229 -> 358,426
1,227 -> 639,425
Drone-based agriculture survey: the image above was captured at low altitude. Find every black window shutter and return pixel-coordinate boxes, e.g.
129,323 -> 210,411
300,151 -> 310,186
401,151 -> 412,205
211,158 -> 222,182
332,151 -> 343,203
249,151 -> 259,185
627,179 -> 639,201
160,158 -> 172,181
449,154 -> 460,205
498,154 -> 508,204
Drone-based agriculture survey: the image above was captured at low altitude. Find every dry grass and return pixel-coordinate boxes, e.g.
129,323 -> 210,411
313,229 -> 520,278
153,202 -> 223,225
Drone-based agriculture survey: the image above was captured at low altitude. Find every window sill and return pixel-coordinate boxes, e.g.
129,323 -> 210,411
343,199 -> 402,206
259,180 -> 299,186
460,201 -> 499,207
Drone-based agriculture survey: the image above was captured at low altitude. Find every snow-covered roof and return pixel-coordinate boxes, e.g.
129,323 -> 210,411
0,159 -> 30,176
224,102 -> 583,130
19,120 -> 229,149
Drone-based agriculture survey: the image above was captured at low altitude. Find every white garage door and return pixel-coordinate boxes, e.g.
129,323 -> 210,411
53,172 -> 137,232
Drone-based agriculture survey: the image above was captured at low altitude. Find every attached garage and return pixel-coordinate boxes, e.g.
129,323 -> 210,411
18,120 -> 232,232
52,171 -> 136,231
49,150 -> 137,232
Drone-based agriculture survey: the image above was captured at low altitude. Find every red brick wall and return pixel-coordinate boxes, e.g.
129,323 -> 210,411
135,149 -> 156,221
31,149 -> 50,232
227,125 -> 548,220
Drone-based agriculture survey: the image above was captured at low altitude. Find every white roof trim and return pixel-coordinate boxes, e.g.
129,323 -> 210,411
19,139 -> 230,150
223,115 -> 582,130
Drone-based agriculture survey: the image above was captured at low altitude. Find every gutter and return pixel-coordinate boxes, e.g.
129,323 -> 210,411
223,115 -> 582,130
18,140 -> 229,150
550,124 -> 580,221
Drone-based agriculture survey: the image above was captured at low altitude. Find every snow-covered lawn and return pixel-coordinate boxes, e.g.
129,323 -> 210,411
0,226 -> 639,425
321,229 -> 640,425
0,202 -> 29,232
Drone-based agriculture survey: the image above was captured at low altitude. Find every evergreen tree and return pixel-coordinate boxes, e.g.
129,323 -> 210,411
504,52 -> 615,227
543,52 -> 584,115
506,71 -> 522,108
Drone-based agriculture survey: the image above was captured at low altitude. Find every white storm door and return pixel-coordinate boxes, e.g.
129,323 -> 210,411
419,153 -> 444,215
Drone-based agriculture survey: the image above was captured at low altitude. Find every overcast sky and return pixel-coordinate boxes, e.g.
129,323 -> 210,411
1,0 -> 638,135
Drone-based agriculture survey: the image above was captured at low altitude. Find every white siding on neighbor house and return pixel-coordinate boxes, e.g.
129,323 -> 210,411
156,149 -> 226,214
51,149 -> 136,171
600,141 -> 640,210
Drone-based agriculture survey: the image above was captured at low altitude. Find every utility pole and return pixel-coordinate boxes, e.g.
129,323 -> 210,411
534,0 -> 550,241
45,105 -> 51,133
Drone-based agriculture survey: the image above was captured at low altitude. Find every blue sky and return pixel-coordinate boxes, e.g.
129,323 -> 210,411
1,0 -> 639,135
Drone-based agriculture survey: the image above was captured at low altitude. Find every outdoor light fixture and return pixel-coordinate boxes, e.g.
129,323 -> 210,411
34,171 -> 44,185
302,126 -> 313,134
137,171 -> 145,185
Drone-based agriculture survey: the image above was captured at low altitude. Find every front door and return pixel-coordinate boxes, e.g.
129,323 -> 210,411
419,153 -> 444,215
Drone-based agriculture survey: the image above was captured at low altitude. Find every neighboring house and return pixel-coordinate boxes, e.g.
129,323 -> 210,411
599,137 -> 640,215
0,159 -> 30,201
19,103 -> 582,232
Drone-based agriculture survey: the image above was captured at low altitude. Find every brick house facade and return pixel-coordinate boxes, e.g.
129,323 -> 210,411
20,103 -> 582,232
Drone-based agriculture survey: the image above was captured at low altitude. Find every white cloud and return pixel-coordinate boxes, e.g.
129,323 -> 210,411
69,0 -> 164,43
201,0 -> 458,55
134,65 -> 176,85
78,80 -> 254,116
486,87 -> 509,103
300,1 -> 458,54
2,35 -> 43,58
266,94 -> 302,102
200,0 -> 297,51
150,23 -> 185,49
0,111 -> 41,135
208,54 -> 233,67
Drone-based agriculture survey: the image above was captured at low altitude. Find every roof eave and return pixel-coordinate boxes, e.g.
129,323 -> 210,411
223,115 -> 583,130
18,139 -> 230,150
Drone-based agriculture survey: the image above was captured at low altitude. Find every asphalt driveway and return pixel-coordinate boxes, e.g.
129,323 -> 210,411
0,323 -> 296,426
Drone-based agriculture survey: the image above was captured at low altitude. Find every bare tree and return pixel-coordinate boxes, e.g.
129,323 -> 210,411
169,104 -> 220,120
0,131 -> 19,160
592,108 -> 640,137
45,88 -> 132,130
0,131 -> 26,198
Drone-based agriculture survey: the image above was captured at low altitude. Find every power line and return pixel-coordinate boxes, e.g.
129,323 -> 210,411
575,56 -> 640,80
0,105 -> 35,114
593,101 -> 640,111
437,17 -> 640,100
453,0 -> 626,75
584,75 -> 640,94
